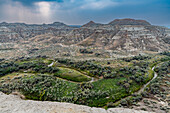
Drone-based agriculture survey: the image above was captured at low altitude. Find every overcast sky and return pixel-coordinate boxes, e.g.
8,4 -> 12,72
0,0 -> 169,26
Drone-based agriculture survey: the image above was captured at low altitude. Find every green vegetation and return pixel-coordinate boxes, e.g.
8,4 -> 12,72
0,60 -> 59,78
149,61 -> 170,95
0,54 -> 169,108
0,48 -> 15,51
54,67 -> 91,82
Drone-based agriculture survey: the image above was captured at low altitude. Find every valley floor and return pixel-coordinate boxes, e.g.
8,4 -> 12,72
0,52 -> 169,113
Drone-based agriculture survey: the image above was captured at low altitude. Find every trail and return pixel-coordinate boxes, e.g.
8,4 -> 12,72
48,61 -> 96,82
113,66 -> 158,105
137,66 -> 158,94
48,62 -> 54,67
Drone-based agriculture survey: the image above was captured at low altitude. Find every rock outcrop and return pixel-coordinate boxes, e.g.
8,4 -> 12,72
0,92 -> 153,113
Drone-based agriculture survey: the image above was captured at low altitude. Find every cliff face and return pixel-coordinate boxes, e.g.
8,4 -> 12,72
0,19 -> 169,52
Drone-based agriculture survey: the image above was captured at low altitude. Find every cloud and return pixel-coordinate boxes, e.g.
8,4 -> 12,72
35,2 -> 52,17
80,0 -> 118,10
0,0 -> 169,26
0,0 -> 54,23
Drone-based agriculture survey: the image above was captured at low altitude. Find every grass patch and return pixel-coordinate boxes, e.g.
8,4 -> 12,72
54,67 -> 91,82
90,78 -> 128,106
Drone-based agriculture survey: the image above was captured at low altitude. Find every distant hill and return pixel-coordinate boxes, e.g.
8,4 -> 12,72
109,18 -> 151,25
0,19 -> 169,52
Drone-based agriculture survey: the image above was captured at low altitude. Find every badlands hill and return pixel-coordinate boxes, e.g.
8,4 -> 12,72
0,18 -> 169,60
0,18 -> 169,53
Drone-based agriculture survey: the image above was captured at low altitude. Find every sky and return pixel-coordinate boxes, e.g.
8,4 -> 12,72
0,0 -> 170,26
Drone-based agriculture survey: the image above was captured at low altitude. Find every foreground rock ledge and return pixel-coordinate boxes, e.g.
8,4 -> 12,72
0,92 -> 153,113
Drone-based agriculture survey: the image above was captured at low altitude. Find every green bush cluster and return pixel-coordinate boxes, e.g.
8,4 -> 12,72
0,61 -> 59,78
0,74 -> 109,107
57,59 -> 110,77
56,59 -> 148,82
160,51 -> 170,57
0,62 -> 20,77
122,55 -> 151,62
149,61 -> 170,95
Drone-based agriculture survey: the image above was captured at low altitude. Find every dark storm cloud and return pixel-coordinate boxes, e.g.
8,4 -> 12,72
12,0 -> 63,6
